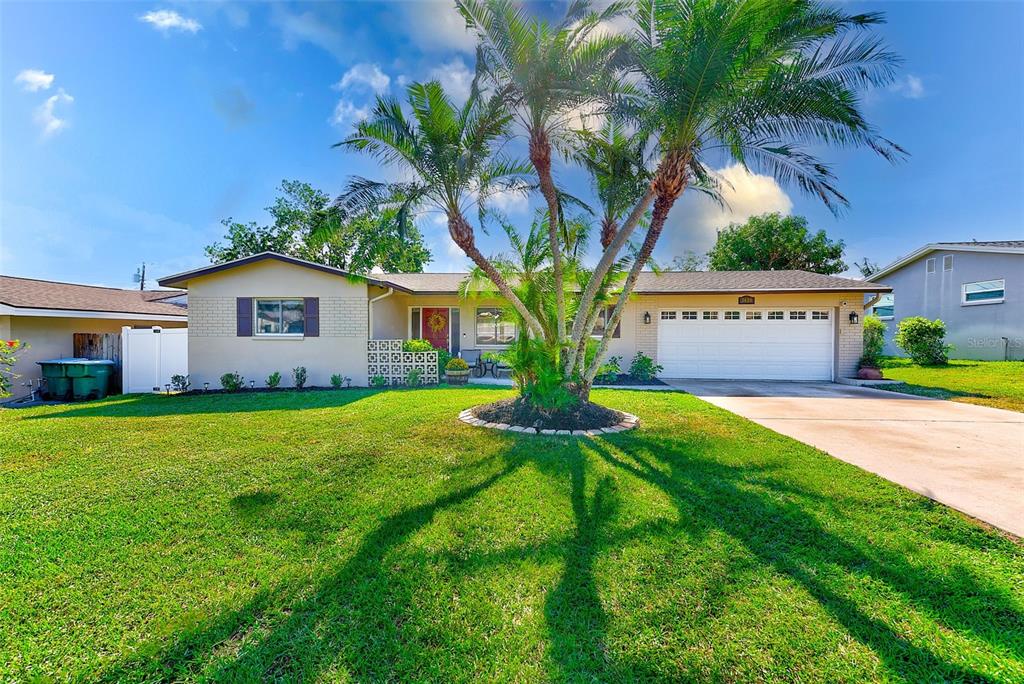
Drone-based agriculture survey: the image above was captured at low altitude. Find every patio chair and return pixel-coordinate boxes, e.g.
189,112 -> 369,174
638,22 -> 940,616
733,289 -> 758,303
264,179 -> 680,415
460,349 -> 485,377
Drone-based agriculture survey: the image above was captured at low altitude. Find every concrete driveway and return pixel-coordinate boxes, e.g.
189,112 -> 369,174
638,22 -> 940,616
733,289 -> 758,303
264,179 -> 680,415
664,380 -> 1024,537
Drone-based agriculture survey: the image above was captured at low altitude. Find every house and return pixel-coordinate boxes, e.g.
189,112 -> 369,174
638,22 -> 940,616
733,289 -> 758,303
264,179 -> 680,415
865,241 -> 1023,360
158,252 -> 890,388
0,275 -> 188,400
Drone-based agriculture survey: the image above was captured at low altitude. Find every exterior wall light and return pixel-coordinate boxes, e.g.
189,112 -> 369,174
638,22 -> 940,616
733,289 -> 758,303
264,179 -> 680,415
643,311 -> 652,325
849,311 -> 859,325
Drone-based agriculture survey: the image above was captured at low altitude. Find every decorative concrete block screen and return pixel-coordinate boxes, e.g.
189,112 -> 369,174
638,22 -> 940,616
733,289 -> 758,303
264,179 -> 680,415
367,340 -> 439,385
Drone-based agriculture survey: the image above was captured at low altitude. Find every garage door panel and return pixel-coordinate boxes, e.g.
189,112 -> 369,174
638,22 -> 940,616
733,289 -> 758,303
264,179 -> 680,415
657,309 -> 832,381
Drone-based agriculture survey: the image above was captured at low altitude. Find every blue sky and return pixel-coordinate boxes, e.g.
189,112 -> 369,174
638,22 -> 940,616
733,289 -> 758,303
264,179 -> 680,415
2,1 -> 1022,288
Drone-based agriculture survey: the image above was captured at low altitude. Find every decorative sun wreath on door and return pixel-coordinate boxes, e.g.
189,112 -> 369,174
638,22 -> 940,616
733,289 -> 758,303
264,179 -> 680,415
427,311 -> 448,333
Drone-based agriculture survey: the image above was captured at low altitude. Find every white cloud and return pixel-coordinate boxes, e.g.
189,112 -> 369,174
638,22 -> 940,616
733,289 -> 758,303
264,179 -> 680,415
662,163 -> 793,256
34,88 -> 74,138
428,57 -> 474,103
889,74 -> 926,99
139,9 -> 203,34
335,63 -> 390,94
273,7 -> 346,60
330,99 -> 370,128
14,69 -> 54,92
488,188 -> 529,216
396,2 -> 476,53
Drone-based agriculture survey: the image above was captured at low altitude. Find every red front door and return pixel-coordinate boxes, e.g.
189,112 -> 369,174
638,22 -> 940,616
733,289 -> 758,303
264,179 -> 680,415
421,307 -> 450,351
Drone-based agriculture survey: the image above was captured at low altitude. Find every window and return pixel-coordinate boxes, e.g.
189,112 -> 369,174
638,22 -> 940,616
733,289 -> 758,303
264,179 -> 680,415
410,308 -> 422,339
745,311 -> 762,320
812,310 -> 830,320
681,311 -> 698,320
255,299 -> 304,335
871,294 -> 894,320
943,254 -> 953,271
475,307 -> 516,346
591,306 -> 621,338
702,311 -> 718,320
926,258 -> 936,274
767,310 -> 783,320
724,311 -> 740,320
450,309 -> 461,355
962,279 -> 1005,305
661,311 -> 676,320
789,311 -> 807,320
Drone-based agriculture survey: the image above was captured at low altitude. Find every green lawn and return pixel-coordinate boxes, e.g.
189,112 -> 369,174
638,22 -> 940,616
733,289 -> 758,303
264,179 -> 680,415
878,358 -> 1024,413
2,388 -> 1022,682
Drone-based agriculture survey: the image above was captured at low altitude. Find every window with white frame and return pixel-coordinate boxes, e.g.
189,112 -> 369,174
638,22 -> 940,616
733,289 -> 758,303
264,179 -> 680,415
812,310 -> 829,320
702,311 -> 718,320
745,311 -> 762,320
926,258 -> 936,274
255,299 -> 304,335
943,254 -> 953,271
871,294 -> 894,320
724,311 -> 740,320
681,311 -> 698,320
475,307 -> 516,346
661,311 -> 676,320
767,310 -> 783,320
962,279 -> 1005,305
789,310 -> 807,320
590,306 -> 621,338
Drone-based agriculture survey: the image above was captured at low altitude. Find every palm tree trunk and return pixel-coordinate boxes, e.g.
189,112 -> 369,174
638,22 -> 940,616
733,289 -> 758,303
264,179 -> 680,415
448,212 -> 545,339
529,127 -> 566,351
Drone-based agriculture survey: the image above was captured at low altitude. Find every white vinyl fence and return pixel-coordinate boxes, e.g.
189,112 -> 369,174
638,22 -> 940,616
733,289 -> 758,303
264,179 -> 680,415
121,326 -> 188,393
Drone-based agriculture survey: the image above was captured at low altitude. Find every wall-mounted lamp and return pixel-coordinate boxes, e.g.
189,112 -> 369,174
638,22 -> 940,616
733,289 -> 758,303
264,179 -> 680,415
848,311 -> 859,325
643,311 -> 651,325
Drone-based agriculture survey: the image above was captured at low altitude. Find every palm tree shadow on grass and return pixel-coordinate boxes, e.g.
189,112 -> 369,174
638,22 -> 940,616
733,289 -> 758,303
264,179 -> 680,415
585,436 -> 1024,682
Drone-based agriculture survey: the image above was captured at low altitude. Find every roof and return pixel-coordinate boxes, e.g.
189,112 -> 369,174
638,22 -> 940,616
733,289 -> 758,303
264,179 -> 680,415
0,275 -> 188,317
374,270 -> 890,294
872,241 -> 1024,280
157,252 -> 399,290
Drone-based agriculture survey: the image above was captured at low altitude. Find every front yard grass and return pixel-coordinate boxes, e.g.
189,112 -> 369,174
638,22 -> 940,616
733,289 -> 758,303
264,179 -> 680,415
1,388 -> 1022,682
878,357 -> 1024,413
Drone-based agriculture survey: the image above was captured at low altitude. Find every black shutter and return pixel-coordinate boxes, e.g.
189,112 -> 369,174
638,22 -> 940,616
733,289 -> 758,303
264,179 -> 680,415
236,297 -> 252,337
304,297 -> 319,337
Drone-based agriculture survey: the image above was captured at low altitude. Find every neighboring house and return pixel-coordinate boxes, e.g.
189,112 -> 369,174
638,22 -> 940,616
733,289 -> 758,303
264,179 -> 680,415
0,275 -> 188,401
865,241 -> 1023,360
158,252 -> 889,388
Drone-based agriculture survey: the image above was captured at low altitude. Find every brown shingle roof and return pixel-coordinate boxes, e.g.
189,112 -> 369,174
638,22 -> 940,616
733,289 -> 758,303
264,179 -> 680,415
376,270 -> 890,294
0,275 -> 188,317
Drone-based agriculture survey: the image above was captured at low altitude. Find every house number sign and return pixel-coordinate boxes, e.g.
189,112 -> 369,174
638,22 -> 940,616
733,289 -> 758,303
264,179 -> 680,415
738,296 -> 755,305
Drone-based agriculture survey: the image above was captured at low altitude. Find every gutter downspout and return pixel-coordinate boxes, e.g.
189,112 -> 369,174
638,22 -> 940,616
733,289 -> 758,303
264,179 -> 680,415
863,293 -> 882,311
368,287 -> 394,340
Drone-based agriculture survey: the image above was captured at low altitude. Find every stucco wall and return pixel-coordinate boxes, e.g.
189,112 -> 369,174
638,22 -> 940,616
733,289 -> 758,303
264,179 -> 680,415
185,260 -> 369,388
4,315 -> 185,400
875,251 -> 1023,360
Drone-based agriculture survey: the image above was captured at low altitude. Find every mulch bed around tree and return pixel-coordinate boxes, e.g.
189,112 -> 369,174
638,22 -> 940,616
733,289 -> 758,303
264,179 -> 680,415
593,375 -> 667,387
472,397 -> 625,431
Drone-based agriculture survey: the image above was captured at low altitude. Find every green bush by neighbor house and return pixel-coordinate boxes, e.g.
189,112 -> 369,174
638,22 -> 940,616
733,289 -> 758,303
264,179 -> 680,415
895,317 -> 951,365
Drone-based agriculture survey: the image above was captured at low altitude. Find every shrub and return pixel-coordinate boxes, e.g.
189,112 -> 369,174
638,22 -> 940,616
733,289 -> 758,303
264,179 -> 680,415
0,339 -> 28,398
402,339 -> 435,352
436,348 -> 452,377
266,371 -> 282,389
446,357 -> 470,371
292,366 -> 308,389
370,375 -> 388,388
861,315 -> 887,367
894,316 -> 950,365
170,374 -> 190,392
628,352 -> 663,382
330,374 -> 344,389
220,372 -> 244,392
595,355 -> 622,384
406,367 -> 424,386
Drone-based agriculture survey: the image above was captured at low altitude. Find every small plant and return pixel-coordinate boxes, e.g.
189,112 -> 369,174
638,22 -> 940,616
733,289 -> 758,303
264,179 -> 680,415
371,374 -> 388,388
220,372 -> 244,392
436,348 -> 452,377
266,371 -> 282,389
446,357 -> 469,371
331,374 -> 350,389
861,315 -> 887,368
170,374 -> 190,393
894,316 -> 951,365
595,356 -> 622,384
0,339 -> 28,398
292,366 -> 308,389
628,352 -> 663,382
406,367 -> 424,386
402,339 -> 435,352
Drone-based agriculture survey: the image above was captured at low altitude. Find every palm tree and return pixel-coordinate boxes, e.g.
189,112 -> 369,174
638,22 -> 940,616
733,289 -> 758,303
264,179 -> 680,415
334,80 -> 545,337
580,0 -> 905,382
457,0 -> 629,348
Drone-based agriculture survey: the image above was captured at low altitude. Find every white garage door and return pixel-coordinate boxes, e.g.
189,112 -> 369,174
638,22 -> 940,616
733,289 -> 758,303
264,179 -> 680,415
657,308 -> 834,380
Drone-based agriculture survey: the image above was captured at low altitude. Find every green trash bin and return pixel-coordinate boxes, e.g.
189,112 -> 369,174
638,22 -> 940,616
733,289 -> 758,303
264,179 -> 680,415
70,360 -> 116,400
38,359 -> 80,401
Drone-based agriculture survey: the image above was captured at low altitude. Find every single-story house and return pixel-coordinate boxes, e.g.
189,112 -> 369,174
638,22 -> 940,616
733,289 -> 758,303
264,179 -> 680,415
0,275 -> 187,401
865,240 -> 1023,360
158,252 -> 890,388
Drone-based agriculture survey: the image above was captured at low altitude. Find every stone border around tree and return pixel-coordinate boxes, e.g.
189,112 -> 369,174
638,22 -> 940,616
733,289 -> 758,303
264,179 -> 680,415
457,408 -> 639,437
